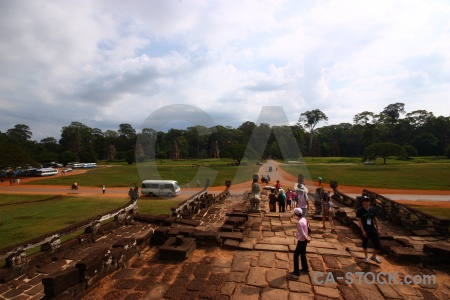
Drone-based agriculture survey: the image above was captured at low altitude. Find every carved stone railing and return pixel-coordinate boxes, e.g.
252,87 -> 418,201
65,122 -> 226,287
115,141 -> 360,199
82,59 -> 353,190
363,189 -> 449,235
0,200 -> 138,268
329,181 -> 449,236
171,187 -> 230,219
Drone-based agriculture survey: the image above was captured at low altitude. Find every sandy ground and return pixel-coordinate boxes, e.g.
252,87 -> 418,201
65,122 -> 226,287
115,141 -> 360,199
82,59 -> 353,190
1,164 -> 449,208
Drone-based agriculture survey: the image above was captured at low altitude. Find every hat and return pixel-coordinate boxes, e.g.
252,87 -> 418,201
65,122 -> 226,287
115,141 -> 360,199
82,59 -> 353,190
279,188 -> 285,193
298,186 -> 306,192
294,208 -> 302,215
361,195 -> 370,201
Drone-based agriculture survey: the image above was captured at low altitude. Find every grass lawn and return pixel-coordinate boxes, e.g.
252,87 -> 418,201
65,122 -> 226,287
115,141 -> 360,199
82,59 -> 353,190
0,193 -> 183,250
282,157 -> 450,190
407,206 -> 450,220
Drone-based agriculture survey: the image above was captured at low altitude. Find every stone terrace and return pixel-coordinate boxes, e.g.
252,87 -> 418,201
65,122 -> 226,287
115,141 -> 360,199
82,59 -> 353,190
1,191 -> 450,300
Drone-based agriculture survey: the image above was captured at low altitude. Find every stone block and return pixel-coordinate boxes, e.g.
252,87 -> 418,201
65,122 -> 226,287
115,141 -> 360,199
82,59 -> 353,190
219,232 -> 244,242
389,246 -> 425,263
42,267 -> 80,298
158,236 -> 196,261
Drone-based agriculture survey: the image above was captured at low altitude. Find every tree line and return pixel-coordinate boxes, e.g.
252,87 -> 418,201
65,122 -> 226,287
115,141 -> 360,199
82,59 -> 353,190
1,102 -> 449,168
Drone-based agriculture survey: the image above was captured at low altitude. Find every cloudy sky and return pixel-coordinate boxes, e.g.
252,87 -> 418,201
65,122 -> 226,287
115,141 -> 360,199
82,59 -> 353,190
1,0 -> 449,141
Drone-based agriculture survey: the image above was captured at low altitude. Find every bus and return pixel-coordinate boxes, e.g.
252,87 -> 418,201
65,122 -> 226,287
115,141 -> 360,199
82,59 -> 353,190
36,168 -> 59,176
141,180 -> 181,197
82,163 -> 97,168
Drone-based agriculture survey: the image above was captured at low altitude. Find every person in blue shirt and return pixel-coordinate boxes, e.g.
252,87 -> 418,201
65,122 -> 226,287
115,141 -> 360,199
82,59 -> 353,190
356,196 -> 382,263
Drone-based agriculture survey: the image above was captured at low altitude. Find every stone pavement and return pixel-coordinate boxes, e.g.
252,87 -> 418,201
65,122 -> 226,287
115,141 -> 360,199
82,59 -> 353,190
1,191 -> 450,300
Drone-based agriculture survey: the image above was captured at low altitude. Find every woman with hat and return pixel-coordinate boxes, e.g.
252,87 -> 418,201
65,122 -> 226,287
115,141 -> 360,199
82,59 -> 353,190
289,207 -> 310,277
296,186 -> 309,217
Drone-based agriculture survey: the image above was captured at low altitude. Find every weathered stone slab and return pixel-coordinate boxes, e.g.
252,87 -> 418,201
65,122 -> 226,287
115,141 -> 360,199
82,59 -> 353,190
313,286 -> 340,299
337,285 -> 361,300
239,241 -> 255,250
42,267 -> 80,298
288,280 -> 311,293
352,282 -> 385,300
316,248 -> 351,257
309,257 -> 325,272
223,239 -> 240,248
158,237 -> 196,261
258,237 -> 294,245
258,252 -> 275,268
232,255 -> 250,272
266,268 -> 287,289
309,241 -> 337,249
219,231 -> 244,241
322,255 -> 340,269
232,285 -> 261,300
376,283 -> 401,299
261,287 -> 288,300
247,267 -> 266,287
389,246 -> 424,263
254,244 -> 289,252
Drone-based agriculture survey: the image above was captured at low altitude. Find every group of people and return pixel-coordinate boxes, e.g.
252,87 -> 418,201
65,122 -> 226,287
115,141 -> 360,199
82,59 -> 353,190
268,180 -> 309,214
290,192 -> 382,278
2,178 -> 20,185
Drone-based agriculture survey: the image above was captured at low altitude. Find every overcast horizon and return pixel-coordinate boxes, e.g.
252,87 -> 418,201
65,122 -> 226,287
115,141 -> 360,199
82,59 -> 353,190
1,0 -> 449,141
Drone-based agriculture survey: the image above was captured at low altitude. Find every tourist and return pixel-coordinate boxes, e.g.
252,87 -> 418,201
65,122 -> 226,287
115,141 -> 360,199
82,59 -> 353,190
278,188 -> 286,212
356,196 -> 382,263
186,180 -> 189,188
322,192 -> 336,233
102,185 -> 106,194
296,186 -> 309,217
268,188 -> 277,212
196,180 -> 201,188
275,180 -> 281,191
289,207 -> 310,277
286,188 -> 294,211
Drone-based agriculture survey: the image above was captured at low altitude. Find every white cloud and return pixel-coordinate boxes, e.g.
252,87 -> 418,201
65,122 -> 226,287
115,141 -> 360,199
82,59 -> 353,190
0,0 -> 449,140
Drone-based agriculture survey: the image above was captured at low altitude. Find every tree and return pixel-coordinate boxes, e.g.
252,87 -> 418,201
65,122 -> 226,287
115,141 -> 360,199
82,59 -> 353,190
298,109 -> 328,154
59,122 -> 93,155
363,143 -> 407,164
6,124 -> 32,143
221,144 -> 247,164
40,137 -> 62,153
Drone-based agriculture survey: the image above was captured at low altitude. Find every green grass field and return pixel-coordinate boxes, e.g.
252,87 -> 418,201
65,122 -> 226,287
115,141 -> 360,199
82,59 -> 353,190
283,156 -> 450,190
28,158 -> 261,188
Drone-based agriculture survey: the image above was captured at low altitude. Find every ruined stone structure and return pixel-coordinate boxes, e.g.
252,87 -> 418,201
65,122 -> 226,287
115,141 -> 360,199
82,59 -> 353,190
210,140 -> 220,158
107,144 -> 116,161
135,143 -> 144,158
170,139 -> 180,159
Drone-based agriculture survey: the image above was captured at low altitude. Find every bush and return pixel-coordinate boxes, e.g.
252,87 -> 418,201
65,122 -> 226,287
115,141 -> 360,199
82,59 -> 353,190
445,145 -> 450,159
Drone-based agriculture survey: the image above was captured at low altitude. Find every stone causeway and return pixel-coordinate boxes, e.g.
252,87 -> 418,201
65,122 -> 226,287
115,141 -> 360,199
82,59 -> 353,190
1,189 -> 450,300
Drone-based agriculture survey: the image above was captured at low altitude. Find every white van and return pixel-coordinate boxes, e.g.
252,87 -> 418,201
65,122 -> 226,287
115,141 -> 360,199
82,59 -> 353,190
141,180 -> 181,197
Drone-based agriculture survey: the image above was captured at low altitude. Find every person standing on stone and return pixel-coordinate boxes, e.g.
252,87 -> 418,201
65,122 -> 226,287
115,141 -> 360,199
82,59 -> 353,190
296,187 -> 309,217
321,192 -> 335,233
286,188 -> 294,211
278,188 -> 286,212
356,196 -> 382,263
268,188 -> 277,212
275,180 -> 281,191
290,207 -> 310,277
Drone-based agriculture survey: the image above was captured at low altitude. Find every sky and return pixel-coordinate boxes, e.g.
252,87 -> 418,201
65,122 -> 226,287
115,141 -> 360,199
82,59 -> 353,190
1,0 -> 449,141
